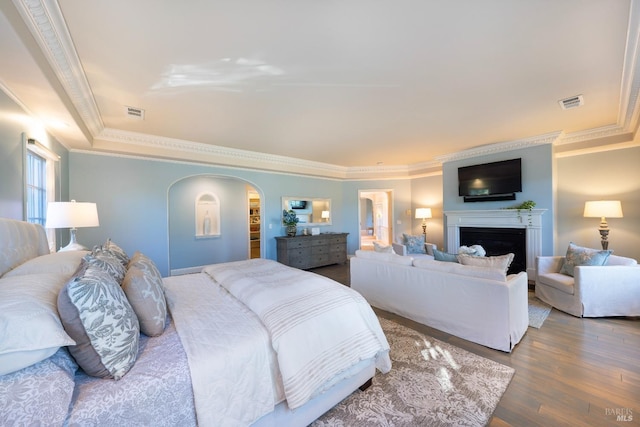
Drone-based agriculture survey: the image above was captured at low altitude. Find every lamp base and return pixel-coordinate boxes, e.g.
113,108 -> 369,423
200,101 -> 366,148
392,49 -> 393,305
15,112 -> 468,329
598,228 -> 610,251
58,228 -> 88,252
59,242 -> 88,252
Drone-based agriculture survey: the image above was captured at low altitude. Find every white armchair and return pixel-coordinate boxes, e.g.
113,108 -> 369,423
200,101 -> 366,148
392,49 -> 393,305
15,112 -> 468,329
535,254 -> 640,317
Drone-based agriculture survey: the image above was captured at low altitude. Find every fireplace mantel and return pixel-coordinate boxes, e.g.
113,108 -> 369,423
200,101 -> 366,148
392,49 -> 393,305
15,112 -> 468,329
444,209 -> 546,277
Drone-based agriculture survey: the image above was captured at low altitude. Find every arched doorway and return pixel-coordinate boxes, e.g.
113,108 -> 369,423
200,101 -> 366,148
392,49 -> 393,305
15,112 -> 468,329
358,190 -> 393,250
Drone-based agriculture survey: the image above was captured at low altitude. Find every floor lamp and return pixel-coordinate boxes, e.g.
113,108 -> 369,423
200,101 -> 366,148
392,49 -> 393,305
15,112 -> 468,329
583,200 -> 623,250
46,200 -> 100,251
415,208 -> 432,241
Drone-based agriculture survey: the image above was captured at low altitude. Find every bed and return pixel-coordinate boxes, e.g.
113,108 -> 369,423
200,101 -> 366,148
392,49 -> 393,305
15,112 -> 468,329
0,218 -> 391,426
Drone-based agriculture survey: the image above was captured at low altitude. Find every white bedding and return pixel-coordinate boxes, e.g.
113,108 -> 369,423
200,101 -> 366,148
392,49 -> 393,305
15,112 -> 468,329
203,259 -> 392,410
163,272 -> 282,427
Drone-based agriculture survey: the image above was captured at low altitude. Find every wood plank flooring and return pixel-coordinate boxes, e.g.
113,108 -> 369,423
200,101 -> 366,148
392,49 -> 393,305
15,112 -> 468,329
309,261 -> 640,427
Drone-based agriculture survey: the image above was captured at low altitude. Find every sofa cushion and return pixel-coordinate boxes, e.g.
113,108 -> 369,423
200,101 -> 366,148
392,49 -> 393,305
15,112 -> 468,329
355,249 -> 414,266
433,248 -> 459,262
537,272 -> 575,295
458,253 -> 515,272
413,259 -> 507,282
559,242 -> 612,277
373,242 -> 395,253
402,233 -> 425,254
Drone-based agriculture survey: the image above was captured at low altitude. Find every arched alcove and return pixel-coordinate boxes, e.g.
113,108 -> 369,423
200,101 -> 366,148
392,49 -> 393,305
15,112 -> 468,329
168,174 -> 262,275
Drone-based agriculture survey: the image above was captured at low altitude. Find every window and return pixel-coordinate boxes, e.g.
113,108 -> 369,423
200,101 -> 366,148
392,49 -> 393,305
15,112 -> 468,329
26,151 -> 47,226
25,137 -> 59,251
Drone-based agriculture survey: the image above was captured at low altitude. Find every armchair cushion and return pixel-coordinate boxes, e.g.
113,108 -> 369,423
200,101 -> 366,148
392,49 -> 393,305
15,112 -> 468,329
559,242 -> 612,277
536,272 -> 575,295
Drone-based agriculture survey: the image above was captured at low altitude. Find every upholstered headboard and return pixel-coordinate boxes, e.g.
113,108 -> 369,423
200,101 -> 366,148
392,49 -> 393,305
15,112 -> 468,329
0,218 -> 50,276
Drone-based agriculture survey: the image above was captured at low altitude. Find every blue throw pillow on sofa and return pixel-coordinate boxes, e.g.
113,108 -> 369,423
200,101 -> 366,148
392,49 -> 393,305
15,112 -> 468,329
433,248 -> 459,263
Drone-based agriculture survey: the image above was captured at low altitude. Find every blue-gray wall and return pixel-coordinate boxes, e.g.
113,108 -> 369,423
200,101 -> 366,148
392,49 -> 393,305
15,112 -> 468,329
0,90 -> 69,233
69,152 -> 357,276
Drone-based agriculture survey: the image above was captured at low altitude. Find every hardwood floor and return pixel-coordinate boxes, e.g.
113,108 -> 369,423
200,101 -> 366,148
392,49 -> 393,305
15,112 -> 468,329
309,261 -> 640,427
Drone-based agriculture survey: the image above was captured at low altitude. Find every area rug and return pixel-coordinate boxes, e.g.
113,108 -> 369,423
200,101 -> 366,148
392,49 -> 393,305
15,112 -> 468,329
312,317 -> 515,427
528,291 -> 552,328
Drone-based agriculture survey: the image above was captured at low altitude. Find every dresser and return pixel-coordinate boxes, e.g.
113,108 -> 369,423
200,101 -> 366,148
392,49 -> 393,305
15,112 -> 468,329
275,233 -> 348,269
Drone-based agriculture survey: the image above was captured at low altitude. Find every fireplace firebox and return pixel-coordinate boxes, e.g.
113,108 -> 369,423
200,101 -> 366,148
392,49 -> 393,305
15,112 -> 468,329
459,227 -> 526,275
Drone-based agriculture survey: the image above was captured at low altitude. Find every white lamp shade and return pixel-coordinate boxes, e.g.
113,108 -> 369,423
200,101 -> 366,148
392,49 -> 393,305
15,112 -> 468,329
583,201 -> 623,218
321,210 -> 330,219
46,201 -> 100,228
415,208 -> 432,219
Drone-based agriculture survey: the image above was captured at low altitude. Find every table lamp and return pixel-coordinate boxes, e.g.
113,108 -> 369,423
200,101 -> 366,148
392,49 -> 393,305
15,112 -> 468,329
583,200 -> 623,250
46,200 -> 99,251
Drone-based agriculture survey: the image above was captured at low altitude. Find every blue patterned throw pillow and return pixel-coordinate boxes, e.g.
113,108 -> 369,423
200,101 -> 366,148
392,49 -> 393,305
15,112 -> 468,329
402,233 -> 426,254
559,242 -> 612,277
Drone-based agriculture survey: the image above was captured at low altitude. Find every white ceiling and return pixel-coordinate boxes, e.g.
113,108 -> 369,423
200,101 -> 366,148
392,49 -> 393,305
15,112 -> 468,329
1,0 -> 639,178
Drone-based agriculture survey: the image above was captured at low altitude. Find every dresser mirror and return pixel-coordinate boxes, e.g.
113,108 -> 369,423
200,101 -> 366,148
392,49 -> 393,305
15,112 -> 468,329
282,197 -> 332,226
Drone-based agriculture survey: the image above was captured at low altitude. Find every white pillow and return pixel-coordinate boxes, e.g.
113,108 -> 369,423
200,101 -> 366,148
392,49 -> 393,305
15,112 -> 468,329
2,251 -> 87,278
457,253 -> 515,272
373,242 -> 395,254
0,273 -> 76,375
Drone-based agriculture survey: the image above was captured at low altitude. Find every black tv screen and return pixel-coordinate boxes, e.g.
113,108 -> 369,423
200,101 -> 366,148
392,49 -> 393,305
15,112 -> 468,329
458,158 -> 522,197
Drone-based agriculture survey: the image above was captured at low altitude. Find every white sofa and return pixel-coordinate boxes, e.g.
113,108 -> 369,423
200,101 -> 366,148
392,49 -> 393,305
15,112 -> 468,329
350,250 -> 529,352
535,254 -> 640,317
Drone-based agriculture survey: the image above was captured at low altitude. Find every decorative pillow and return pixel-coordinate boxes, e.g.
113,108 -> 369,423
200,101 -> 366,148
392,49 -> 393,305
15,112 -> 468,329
402,233 -> 425,254
0,273 -> 76,375
457,253 -> 515,272
102,239 -> 130,268
122,252 -> 168,337
83,250 -> 127,284
433,248 -> 459,263
2,251 -> 87,278
58,263 -> 139,380
559,242 -> 612,277
458,245 -> 486,257
373,242 -> 395,254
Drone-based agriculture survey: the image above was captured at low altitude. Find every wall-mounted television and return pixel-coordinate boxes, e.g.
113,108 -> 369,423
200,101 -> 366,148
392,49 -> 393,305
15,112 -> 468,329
458,158 -> 522,202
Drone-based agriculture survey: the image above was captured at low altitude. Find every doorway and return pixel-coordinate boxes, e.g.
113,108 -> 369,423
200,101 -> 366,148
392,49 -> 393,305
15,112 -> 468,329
358,190 -> 393,250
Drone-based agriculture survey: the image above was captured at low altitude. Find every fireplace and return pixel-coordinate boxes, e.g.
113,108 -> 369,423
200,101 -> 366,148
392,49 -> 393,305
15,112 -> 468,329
459,227 -> 526,274
444,209 -> 545,277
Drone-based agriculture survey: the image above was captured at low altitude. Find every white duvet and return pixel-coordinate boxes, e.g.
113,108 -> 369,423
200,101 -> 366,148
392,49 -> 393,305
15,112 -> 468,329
203,259 -> 391,410
165,259 -> 391,427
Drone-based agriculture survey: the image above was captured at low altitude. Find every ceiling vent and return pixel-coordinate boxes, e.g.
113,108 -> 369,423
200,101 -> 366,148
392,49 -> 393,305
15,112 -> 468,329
558,95 -> 584,110
125,106 -> 145,120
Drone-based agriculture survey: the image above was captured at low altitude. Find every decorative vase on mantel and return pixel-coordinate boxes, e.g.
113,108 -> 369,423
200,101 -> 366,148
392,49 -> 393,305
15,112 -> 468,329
286,224 -> 297,237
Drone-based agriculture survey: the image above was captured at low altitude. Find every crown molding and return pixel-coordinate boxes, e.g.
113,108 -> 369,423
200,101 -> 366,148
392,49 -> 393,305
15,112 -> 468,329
13,0 -> 104,137
435,131 -> 562,163
96,128 -> 352,178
